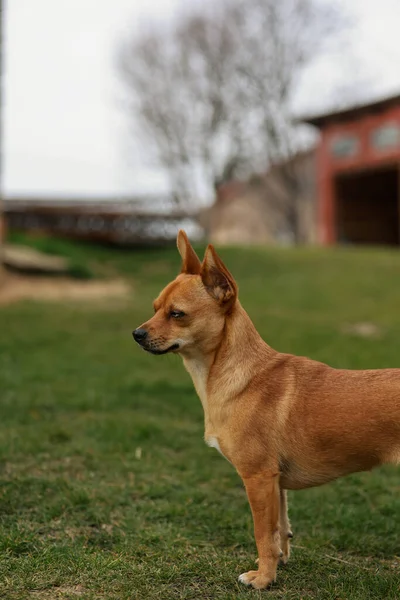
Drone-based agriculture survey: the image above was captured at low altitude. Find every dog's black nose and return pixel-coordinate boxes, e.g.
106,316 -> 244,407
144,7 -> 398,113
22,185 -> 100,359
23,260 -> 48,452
133,328 -> 148,343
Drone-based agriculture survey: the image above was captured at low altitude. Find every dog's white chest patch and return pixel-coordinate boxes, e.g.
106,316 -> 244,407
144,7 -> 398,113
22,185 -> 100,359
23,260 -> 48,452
206,436 -> 222,453
205,435 -> 230,462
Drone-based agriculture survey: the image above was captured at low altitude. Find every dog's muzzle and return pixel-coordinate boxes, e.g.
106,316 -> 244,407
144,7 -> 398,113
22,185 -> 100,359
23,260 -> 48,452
132,329 -> 179,355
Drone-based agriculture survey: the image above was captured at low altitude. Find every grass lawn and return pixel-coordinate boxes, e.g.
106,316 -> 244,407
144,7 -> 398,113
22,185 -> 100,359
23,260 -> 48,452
0,237 -> 399,599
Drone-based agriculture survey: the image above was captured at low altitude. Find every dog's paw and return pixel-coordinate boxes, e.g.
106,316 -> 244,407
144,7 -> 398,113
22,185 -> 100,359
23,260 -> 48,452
279,547 -> 290,566
279,531 -> 293,565
279,541 -> 291,566
238,570 -> 275,590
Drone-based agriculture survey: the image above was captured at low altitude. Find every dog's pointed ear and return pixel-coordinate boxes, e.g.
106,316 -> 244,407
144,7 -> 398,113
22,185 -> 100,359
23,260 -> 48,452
177,230 -> 201,275
201,244 -> 238,307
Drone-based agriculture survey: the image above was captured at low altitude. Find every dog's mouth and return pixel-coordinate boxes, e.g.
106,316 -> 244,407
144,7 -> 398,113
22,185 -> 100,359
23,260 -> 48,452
140,342 -> 180,355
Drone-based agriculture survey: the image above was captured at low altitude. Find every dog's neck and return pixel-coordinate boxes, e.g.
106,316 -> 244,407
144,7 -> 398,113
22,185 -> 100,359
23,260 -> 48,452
181,302 -> 274,432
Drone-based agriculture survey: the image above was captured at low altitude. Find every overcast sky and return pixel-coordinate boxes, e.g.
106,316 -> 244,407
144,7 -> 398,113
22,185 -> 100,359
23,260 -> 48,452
3,0 -> 400,199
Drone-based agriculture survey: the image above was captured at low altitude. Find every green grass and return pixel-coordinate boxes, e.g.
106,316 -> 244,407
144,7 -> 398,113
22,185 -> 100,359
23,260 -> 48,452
0,237 -> 399,599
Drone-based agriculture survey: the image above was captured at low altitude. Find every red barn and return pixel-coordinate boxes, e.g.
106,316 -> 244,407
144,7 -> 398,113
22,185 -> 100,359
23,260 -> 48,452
303,93 -> 400,246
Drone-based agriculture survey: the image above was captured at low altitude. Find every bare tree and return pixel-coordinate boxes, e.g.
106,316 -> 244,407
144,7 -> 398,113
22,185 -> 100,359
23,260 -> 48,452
118,0 -> 345,237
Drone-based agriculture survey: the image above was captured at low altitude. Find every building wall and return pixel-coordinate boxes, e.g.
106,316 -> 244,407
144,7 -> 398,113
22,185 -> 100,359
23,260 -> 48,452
317,103 -> 400,244
207,150 -> 317,246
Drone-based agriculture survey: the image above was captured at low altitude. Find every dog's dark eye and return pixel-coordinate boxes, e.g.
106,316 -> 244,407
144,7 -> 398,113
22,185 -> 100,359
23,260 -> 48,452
170,310 -> 185,319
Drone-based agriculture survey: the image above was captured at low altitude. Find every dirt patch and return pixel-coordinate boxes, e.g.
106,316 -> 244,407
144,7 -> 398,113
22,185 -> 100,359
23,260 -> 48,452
0,272 -> 131,305
3,244 -> 69,273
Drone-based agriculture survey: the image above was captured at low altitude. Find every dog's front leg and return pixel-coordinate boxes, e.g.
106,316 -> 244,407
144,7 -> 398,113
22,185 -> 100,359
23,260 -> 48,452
239,470 -> 280,590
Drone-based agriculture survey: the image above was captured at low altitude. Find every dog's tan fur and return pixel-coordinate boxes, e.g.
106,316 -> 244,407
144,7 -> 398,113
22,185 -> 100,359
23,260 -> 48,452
134,230 -> 400,589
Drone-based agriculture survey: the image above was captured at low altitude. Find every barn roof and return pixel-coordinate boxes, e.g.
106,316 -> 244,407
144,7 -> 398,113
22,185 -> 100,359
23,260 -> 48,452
300,92 -> 400,129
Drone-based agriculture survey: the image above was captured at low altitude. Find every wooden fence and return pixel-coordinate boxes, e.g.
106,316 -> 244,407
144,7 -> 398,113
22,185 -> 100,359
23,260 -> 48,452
4,200 -> 202,245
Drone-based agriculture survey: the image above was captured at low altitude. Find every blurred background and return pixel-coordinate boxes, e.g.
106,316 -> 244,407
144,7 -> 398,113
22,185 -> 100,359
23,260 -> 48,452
2,0 -> 400,253
1,2 -> 400,599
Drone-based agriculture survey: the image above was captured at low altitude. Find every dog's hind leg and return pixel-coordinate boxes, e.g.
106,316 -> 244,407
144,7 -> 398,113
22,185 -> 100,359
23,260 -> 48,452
279,488 -> 292,565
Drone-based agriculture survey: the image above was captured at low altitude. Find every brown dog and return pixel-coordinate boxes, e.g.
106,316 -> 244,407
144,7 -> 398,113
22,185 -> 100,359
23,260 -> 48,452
133,230 -> 400,589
